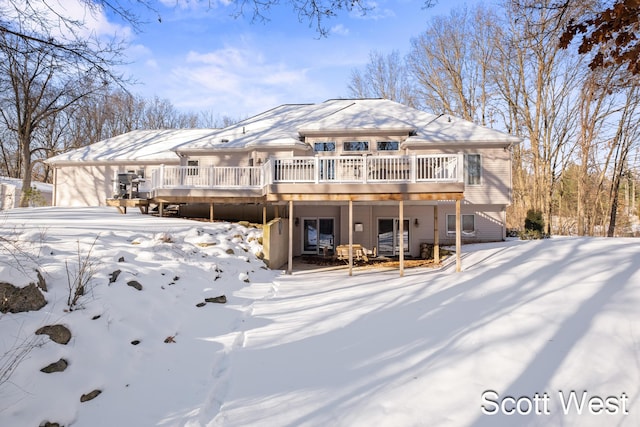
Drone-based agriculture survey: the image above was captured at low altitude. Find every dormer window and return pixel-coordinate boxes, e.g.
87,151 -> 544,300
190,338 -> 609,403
314,142 -> 336,152
377,141 -> 399,151
343,141 -> 369,152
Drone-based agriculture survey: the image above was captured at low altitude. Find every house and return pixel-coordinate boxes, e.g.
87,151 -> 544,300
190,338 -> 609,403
46,129 -> 218,207
46,99 -> 521,273
0,177 -> 53,209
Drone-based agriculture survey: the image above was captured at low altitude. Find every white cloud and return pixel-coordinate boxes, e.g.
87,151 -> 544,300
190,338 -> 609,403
157,0 -> 228,11
153,44 -> 322,116
330,24 -> 350,36
353,0 -> 396,20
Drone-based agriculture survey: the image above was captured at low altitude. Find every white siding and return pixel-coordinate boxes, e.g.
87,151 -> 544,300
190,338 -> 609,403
462,148 -> 511,205
55,165 -> 115,206
54,164 -> 162,207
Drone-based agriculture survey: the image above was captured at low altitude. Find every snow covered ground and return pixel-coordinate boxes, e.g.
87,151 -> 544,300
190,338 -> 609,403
1,207 -> 639,427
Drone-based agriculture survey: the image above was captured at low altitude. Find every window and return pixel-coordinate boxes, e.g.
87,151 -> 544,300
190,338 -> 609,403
187,160 -> 199,176
377,141 -> 399,151
465,154 -> 481,185
343,141 -> 369,152
447,214 -> 475,235
314,142 -> 336,152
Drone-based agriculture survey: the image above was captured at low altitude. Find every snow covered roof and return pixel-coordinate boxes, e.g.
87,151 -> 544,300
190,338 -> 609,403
0,176 -> 53,193
45,129 -> 218,165
177,99 -> 520,152
46,100 -> 521,164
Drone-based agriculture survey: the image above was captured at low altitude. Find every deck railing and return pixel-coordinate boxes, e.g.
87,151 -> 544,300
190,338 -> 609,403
272,154 -> 462,184
151,165 -> 264,189
150,154 -> 462,191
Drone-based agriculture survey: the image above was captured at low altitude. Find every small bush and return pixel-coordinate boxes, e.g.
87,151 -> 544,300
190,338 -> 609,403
520,210 -> 548,240
24,186 -> 47,207
524,210 -> 545,232
66,237 -> 98,311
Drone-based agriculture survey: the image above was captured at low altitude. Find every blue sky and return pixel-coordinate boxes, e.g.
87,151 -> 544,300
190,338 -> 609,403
109,0 -> 484,119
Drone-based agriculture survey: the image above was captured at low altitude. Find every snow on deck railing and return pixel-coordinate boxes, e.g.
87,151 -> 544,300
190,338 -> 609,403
150,154 -> 461,191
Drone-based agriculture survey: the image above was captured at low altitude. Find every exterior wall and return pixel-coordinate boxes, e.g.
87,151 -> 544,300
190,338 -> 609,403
408,146 -> 512,205
55,164 -> 115,206
410,147 -> 511,205
435,202 -> 506,244
263,217 -> 289,269
189,149 -> 306,168
190,153 -> 249,167
54,164 -> 166,207
462,148 -> 511,205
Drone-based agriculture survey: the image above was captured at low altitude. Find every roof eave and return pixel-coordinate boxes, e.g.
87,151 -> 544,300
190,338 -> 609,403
299,127 -> 415,137
401,137 -> 522,149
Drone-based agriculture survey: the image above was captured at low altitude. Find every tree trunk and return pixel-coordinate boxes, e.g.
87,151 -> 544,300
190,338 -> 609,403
607,181 -> 620,237
19,131 -> 33,207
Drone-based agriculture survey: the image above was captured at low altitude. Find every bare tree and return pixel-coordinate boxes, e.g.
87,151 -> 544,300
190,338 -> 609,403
493,0 -> 590,234
347,50 -> 417,107
0,0 -> 129,205
0,31 -> 122,206
406,4 -> 500,124
1,0 -> 436,41
606,84 -> 640,236
198,110 -> 243,128
233,0 -> 436,36
143,96 -> 199,129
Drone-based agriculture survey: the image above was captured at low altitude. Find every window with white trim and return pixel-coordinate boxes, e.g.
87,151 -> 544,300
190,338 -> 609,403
465,154 -> 481,185
314,142 -> 336,152
447,214 -> 475,235
377,141 -> 399,151
343,141 -> 369,152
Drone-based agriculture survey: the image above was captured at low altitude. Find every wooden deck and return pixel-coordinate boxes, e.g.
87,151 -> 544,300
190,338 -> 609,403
106,198 -> 149,214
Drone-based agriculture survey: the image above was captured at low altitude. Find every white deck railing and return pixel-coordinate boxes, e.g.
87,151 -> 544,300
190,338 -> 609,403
151,165 -> 264,189
272,154 -> 462,184
150,154 -> 462,191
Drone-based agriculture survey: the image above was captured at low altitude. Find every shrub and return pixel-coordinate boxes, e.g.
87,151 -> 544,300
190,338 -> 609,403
24,186 -> 47,207
520,210 -> 548,240
66,237 -> 98,311
524,210 -> 545,232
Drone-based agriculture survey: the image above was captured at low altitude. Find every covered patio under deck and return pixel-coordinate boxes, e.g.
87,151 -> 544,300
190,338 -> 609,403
272,191 -> 466,276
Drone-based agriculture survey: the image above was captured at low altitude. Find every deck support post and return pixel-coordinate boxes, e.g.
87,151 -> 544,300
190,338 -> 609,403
399,200 -> 404,277
159,202 -> 164,217
348,199 -> 353,276
209,203 -> 214,222
287,200 -> 293,275
263,205 -> 267,225
456,198 -> 461,272
434,204 -> 439,264
274,205 -> 280,218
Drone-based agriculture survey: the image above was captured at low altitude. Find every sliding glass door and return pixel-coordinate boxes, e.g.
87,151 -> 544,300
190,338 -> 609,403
377,218 -> 409,256
303,218 -> 335,255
